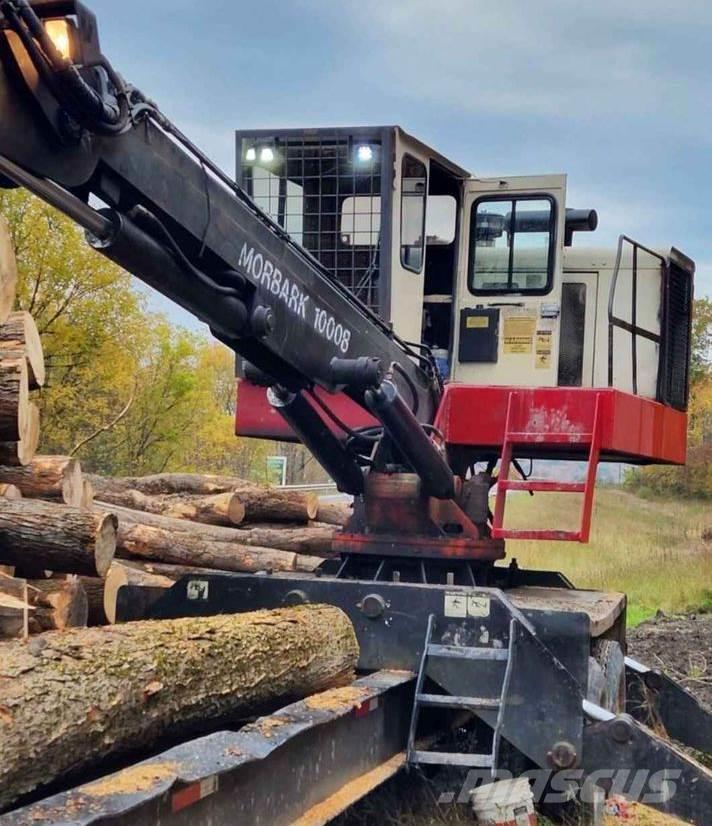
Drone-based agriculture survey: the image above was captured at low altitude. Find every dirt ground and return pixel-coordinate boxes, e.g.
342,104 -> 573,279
627,612 -> 712,710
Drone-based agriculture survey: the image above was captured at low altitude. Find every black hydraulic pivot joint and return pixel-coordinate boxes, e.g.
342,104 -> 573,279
330,356 -> 384,391
268,386 -> 365,495
365,379 -> 455,499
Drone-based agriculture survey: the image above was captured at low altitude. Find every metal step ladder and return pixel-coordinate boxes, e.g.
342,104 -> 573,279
406,613 -> 517,774
491,391 -> 603,542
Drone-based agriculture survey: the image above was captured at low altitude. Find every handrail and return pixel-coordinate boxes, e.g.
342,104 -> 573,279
607,234 -> 667,395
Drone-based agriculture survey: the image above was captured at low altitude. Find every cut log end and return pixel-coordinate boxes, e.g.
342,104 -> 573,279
103,561 -> 174,624
0,311 -> 45,390
0,483 -> 21,500
0,214 -> 17,327
95,512 -> 118,578
226,493 -> 246,525
61,457 -> 84,508
0,356 -> 28,444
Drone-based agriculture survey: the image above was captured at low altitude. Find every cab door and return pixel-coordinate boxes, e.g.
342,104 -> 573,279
452,175 -> 567,387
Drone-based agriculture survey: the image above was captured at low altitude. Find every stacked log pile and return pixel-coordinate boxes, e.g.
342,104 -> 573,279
0,472 -> 351,635
0,217 -> 358,810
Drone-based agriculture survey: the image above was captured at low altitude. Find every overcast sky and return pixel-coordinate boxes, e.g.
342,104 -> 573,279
89,0 -> 711,327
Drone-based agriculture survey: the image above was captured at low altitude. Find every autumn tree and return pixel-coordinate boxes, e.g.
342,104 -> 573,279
0,189 -> 273,478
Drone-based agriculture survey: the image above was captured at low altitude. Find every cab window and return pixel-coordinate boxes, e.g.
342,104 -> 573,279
469,196 -> 556,294
400,155 -> 427,272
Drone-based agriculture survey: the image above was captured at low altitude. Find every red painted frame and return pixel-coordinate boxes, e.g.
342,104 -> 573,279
236,380 -> 687,466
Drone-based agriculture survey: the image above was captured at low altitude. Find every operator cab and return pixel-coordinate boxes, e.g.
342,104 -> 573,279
235,126 -> 694,479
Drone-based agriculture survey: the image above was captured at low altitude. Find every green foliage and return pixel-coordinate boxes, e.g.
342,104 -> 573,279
0,189 -> 269,477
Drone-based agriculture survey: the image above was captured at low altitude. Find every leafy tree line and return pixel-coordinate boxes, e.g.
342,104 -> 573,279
625,296 -> 712,499
0,189 -> 271,478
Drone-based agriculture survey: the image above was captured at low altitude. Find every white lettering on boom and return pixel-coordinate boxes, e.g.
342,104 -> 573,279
238,243 -> 351,353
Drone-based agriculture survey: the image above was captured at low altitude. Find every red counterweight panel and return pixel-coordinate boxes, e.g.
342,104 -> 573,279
434,385 -> 687,465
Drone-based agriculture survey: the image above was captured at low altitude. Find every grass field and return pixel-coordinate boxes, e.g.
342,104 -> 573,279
500,487 -> 712,626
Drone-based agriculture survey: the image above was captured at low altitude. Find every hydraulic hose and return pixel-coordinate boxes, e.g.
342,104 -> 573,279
1,0 -> 129,134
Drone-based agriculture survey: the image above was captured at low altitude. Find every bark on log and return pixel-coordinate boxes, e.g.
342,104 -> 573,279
0,605 -> 358,809
234,486 -> 318,524
0,310 -> 45,390
103,561 -> 174,624
91,472 -> 248,496
234,524 -> 334,555
86,482 -> 245,526
0,455 -> 83,506
75,576 -> 107,626
0,214 -> 17,327
26,577 -> 88,633
115,520 -> 320,574
0,356 -> 28,443
0,401 -> 40,466
0,499 -> 116,577
316,500 -> 352,526
97,500 -> 331,560
89,475 -> 316,524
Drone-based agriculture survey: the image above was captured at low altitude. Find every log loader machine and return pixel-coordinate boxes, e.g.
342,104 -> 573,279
0,2 -> 709,823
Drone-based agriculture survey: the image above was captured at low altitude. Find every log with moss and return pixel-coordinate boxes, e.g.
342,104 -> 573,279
0,605 -> 358,810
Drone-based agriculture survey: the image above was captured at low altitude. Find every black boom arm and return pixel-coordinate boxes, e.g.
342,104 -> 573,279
0,0 -> 445,494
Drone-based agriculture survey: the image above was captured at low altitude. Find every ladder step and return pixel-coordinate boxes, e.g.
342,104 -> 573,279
506,431 -> 592,445
492,528 -> 582,541
409,750 -> 493,768
427,643 -> 509,661
416,693 -> 500,710
499,480 -> 585,493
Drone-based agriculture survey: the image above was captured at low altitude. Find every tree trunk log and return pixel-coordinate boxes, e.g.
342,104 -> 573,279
26,577 -> 88,633
316,501 -> 352,526
0,214 -> 17,327
0,356 -> 28,443
0,575 -> 29,639
0,455 -> 83,506
91,472 -> 248,496
0,310 -> 45,390
0,401 -> 40,466
0,499 -> 116,577
115,520 -> 320,574
75,576 -> 107,625
234,486 -> 318,524
159,492 -> 245,525
89,475 -> 316,524
0,605 -> 358,809
103,561 -> 174,624
96,501 -> 331,560
87,482 -> 245,526
234,524 -> 334,555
